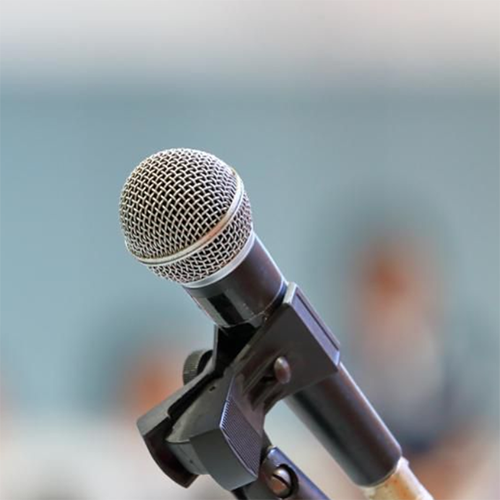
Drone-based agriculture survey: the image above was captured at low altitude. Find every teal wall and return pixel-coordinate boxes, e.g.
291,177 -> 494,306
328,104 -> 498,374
1,83 -> 498,414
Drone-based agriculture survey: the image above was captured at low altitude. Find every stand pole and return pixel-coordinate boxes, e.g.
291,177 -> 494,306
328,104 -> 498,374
234,446 -> 329,500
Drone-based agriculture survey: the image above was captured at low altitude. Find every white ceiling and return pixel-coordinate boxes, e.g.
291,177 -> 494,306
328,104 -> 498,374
1,0 -> 498,85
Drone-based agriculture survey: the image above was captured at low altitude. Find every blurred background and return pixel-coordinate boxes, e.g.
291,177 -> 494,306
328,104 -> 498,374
1,1 -> 498,499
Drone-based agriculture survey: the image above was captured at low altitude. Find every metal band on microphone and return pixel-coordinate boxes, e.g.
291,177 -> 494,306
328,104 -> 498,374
185,231 -> 256,288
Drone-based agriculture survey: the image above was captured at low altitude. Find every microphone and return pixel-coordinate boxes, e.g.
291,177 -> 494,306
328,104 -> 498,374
119,148 -> 286,331
119,149 -> 432,500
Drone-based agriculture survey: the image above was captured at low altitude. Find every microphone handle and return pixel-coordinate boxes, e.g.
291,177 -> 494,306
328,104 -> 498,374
287,363 -> 401,486
287,363 -> 433,499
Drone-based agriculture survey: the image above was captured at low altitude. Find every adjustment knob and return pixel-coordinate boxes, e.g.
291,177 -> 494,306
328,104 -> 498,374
182,349 -> 212,385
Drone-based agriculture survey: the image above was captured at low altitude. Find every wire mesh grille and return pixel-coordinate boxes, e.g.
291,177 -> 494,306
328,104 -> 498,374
148,192 -> 252,283
119,148 -> 253,284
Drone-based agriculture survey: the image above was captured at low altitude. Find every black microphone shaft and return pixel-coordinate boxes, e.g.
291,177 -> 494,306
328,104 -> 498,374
287,363 -> 401,486
185,237 -> 286,331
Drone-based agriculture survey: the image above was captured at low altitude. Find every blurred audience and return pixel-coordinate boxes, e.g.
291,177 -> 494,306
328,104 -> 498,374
1,414 -> 223,500
332,200 -> 499,499
118,339 -> 183,417
0,324 -> 226,500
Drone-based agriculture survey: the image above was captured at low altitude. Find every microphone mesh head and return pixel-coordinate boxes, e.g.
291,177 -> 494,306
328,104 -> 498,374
119,149 -> 253,284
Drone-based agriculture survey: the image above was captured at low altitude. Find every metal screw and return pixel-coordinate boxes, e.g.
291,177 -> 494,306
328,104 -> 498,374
269,466 -> 293,498
273,356 -> 292,385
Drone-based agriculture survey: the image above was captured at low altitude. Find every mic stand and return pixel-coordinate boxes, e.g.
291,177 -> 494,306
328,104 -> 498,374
234,445 -> 328,499
137,283 -> 432,499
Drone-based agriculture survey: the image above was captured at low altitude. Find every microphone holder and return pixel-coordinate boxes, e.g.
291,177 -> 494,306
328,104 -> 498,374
137,283 -> 432,499
137,283 -> 340,499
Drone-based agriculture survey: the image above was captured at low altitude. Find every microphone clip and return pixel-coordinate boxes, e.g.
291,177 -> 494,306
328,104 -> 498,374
137,283 -> 341,494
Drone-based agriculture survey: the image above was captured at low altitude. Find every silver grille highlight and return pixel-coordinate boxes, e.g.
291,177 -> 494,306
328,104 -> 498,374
119,149 -> 253,284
